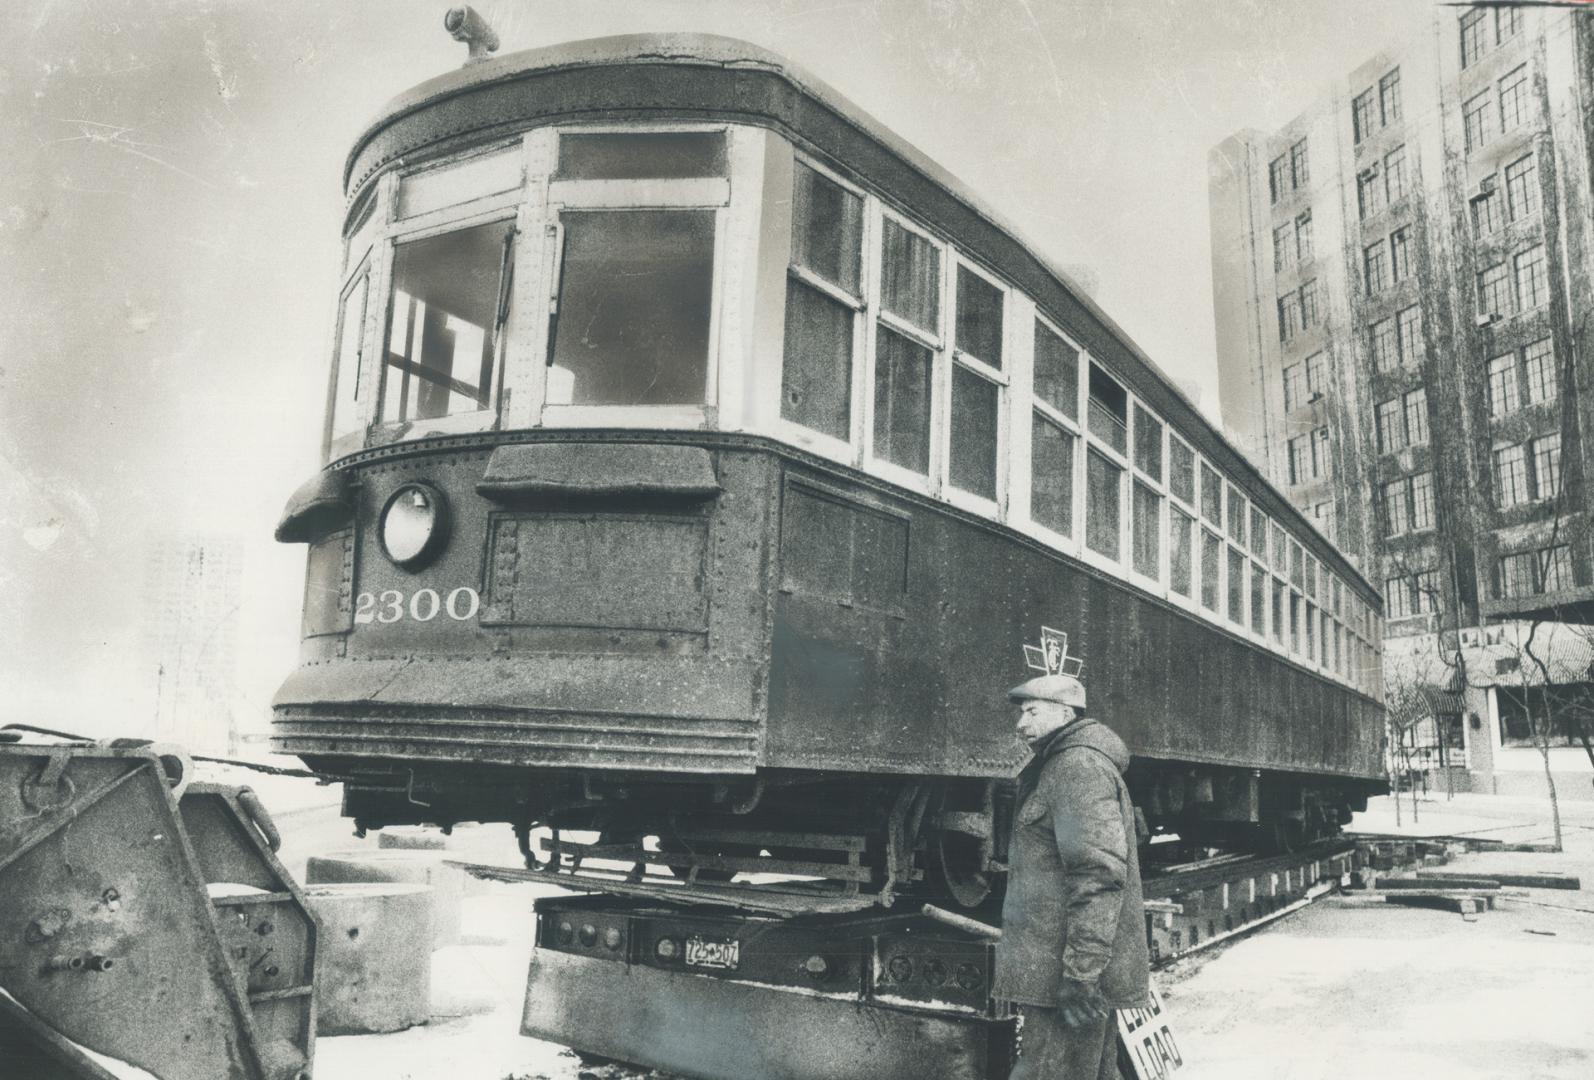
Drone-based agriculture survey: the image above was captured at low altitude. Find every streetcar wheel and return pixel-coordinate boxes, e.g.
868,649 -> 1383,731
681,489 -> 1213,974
931,827 -> 992,908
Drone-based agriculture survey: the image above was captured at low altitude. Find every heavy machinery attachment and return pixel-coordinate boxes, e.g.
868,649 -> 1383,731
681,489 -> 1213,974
0,736 -> 317,1080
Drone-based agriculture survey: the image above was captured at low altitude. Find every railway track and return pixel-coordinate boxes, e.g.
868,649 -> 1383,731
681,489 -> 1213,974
1140,839 -> 1361,964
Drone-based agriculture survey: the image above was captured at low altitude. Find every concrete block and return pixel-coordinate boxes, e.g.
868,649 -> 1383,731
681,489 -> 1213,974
303,883 -> 433,1035
306,850 -> 464,948
378,826 -> 450,851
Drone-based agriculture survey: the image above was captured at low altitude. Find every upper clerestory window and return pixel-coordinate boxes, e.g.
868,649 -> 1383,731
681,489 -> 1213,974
555,131 -> 728,180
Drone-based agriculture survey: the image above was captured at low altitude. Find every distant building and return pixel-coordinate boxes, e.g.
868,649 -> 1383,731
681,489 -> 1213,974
140,535 -> 243,754
1209,7 -> 1594,798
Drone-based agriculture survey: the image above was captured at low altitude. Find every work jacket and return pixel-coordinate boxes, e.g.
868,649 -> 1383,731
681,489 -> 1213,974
992,718 -> 1151,1008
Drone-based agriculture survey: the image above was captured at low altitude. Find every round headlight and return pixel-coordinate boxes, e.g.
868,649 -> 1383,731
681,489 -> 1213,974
379,483 -> 448,570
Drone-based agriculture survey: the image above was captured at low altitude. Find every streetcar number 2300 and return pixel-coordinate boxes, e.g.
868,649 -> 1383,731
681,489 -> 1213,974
354,587 -> 481,624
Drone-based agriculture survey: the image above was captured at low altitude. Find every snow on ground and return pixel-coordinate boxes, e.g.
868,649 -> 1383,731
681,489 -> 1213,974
247,785 -> 1594,1079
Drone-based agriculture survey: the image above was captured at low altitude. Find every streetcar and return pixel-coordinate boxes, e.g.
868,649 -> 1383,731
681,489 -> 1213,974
272,32 -> 1386,910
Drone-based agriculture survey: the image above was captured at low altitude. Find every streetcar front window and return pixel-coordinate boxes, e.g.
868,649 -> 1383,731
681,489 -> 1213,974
547,210 -> 715,406
329,273 -> 369,439
380,220 -> 514,423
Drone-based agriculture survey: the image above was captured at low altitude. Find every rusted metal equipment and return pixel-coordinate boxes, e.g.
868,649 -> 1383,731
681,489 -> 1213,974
0,738 -> 317,1080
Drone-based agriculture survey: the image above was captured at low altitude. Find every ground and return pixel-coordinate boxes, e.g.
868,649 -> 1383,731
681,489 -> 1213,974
104,768 -> 1594,1079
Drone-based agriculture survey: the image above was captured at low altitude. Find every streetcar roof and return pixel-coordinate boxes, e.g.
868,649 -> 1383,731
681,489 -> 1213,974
347,33 -> 1378,603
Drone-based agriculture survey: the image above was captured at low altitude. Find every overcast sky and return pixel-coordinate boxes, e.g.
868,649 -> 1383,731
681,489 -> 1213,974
0,0 -> 1439,738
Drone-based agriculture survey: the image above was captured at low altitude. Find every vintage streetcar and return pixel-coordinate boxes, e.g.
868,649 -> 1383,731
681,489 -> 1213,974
271,31 -> 1386,915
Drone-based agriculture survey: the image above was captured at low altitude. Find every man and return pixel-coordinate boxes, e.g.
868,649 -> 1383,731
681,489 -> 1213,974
993,673 -> 1150,1080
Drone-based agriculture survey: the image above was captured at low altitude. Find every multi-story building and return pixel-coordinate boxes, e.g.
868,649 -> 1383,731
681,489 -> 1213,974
140,534 -> 244,754
1210,7 -> 1594,797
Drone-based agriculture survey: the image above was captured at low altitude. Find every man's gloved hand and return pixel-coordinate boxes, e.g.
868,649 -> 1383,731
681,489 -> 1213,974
1056,977 -> 1110,1029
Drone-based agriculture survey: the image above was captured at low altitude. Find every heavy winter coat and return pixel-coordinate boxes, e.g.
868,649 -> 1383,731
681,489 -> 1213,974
992,718 -> 1151,1008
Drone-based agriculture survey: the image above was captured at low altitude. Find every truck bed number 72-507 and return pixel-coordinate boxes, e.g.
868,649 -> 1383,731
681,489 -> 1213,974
684,936 -> 740,970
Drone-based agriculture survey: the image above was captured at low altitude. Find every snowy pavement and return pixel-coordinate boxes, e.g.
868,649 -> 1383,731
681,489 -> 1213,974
257,785 -> 1594,1079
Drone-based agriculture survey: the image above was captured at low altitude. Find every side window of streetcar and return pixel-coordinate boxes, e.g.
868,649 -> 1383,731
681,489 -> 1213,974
949,266 -> 1005,499
874,218 -> 940,474
782,163 -> 864,439
1031,412 -> 1076,536
330,272 -> 370,439
381,220 -> 515,423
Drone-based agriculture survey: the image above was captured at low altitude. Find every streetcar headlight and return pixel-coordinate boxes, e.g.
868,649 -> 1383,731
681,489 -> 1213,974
379,483 -> 448,570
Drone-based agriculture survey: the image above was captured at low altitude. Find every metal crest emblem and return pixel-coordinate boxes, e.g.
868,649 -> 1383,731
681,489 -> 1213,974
1023,626 -> 1083,677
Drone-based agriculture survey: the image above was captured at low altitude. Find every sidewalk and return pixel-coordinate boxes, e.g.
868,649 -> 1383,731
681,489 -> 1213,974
1162,794 -> 1594,1080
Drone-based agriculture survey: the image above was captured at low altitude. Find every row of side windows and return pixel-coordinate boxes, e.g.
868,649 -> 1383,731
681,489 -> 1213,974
777,161 -> 1383,692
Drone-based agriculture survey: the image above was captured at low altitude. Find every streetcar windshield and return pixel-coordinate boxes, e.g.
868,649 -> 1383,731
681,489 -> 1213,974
546,209 -> 715,406
379,219 -> 514,423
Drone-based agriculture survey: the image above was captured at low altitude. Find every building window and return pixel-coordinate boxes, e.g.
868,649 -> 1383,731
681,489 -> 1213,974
1461,8 -> 1489,67
1290,139 -> 1310,189
1497,6 -> 1524,42
1268,155 -> 1288,204
1377,397 -> 1405,453
1287,435 -> 1309,486
1380,69 -> 1402,125
1353,90 -> 1376,144
1499,547 -> 1573,598
1364,241 -> 1389,296
1277,291 -> 1301,342
1411,472 -> 1435,531
1382,480 -> 1410,537
1505,155 -> 1538,220
1310,427 -> 1332,479
1514,245 -> 1549,310
1371,319 -> 1399,372
1524,338 -> 1556,403
1532,433 -> 1562,501
1386,575 -> 1412,619
1464,91 -> 1492,152
1384,146 -> 1408,203
1389,227 -> 1412,283
1358,167 -> 1384,219
1295,211 -> 1314,263
1478,262 -> 1511,317
1404,387 -> 1429,446
1398,306 -> 1424,364
1283,362 -> 1305,410
1471,189 -> 1502,236
1498,551 -> 1536,597
1299,279 -> 1320,328
1487,353 -> 1519,417
1305,352 -> 1326,397
1494,443 -> 1530,508
783,164 -> 864,439
1273,223 -> 1295,273
1499,65 -> 1530,131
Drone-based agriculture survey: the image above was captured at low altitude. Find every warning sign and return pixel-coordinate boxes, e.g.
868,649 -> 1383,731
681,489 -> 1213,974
1117,984 -> 1183,1079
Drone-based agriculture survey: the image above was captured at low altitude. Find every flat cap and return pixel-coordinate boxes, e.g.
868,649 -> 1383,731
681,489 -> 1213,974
1007,674 -> 1086,708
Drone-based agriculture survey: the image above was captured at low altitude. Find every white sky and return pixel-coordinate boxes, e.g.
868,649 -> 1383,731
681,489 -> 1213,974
0,0 -> 1438,736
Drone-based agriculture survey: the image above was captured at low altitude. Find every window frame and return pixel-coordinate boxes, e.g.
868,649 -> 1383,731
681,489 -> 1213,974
942,257 -> 1012,514
534,122 -> 741,432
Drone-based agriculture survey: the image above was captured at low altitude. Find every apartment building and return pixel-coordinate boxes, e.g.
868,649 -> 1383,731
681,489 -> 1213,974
1210,7 -> 1594,796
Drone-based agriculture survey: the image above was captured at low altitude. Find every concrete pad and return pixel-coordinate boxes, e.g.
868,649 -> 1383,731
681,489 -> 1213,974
307,850 -> 465,948
303,883 -> 433,1036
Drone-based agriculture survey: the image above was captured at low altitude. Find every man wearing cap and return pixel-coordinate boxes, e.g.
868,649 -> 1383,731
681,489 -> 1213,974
993,673 -> 1150,1080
